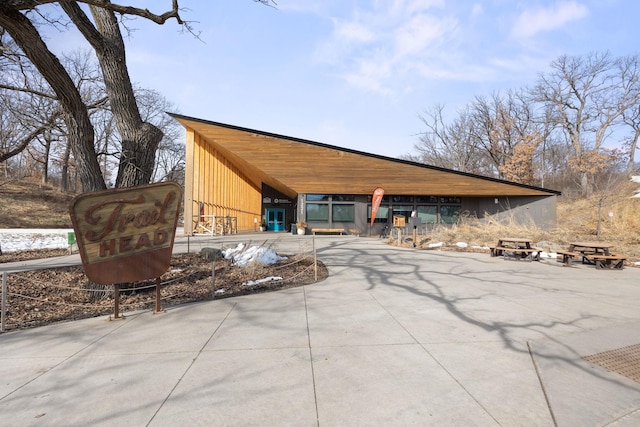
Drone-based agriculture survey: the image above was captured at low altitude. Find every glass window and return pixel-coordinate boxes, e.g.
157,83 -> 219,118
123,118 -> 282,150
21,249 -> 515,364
416,196 -> 438,204
440,205 -> 461,224
332,195 -> 355,202
332,204 -> 355,222
306,194 -> 329,201
368,205 -> 389,223
367,195 -> 389,203
392,205 -> 414,221
392,195 -> 413,203
440,196 -> 461,204
306,204 -> 329,221
416,205 -> 438,224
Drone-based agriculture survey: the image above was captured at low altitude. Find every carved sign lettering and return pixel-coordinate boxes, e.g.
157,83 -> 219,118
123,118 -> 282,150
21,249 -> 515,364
69,182 -> 182,285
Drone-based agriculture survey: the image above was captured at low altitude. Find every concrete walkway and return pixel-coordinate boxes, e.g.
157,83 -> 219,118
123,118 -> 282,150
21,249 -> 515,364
2,234 -> 640,426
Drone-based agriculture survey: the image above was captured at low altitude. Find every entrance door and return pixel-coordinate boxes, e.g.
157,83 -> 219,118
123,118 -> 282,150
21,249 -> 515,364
266,208 -> 285,232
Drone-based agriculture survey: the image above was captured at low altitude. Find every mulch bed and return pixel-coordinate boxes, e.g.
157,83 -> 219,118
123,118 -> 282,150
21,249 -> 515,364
0,250 -> 328,332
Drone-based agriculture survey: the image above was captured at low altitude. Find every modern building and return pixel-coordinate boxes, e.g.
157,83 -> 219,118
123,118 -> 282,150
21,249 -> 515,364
170,113 -> 560,236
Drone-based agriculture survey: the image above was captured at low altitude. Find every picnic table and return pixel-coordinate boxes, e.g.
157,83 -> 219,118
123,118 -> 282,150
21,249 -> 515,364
558,241 -> 625,269
490,237 -> 540,261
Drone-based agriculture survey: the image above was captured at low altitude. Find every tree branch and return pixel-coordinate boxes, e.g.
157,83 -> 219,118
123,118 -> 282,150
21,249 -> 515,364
0,83 -> 56,99
59,1 -> 103,49
0,109 -> 62,162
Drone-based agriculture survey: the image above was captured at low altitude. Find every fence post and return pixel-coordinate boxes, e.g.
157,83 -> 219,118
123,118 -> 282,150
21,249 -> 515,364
1,272 -> 6,332
313,234 -> 317,282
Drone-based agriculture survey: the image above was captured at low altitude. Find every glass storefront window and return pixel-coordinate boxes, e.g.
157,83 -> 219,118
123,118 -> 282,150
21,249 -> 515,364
416,205 -> 438,224
333,195 -> 355,202
367,195 -> 389,203
368,205 -> 389,223
416,196 -> 438,203
440,205 -> 461,224
302,194 -> 461,225
392,205 -> 414,221
440,196 -> 461,204
332,204 -> 355,222
392,195 -> 413,203
306,203 -> 329,221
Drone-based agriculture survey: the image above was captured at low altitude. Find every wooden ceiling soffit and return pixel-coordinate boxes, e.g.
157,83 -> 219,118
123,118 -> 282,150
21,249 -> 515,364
172,114 -> 560,198
192,126 -> 296,199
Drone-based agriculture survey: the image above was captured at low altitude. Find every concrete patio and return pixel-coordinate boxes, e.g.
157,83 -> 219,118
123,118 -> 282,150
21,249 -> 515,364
2,234 -> 640,426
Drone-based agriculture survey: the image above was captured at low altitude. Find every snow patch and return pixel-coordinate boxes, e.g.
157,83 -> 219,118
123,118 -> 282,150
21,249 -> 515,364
243,276 -> 283,286
222,243 -> 287,267
0,229 -> 74,253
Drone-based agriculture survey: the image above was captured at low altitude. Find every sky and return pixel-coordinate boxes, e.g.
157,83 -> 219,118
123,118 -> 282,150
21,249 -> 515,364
46,0 -> 640,158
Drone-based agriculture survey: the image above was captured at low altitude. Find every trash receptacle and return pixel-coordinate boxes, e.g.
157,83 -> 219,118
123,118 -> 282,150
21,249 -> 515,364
291,224 -> 296,235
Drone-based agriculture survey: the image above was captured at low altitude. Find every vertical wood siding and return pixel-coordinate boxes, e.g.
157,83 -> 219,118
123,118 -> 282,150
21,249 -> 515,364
184,128 -> 261,234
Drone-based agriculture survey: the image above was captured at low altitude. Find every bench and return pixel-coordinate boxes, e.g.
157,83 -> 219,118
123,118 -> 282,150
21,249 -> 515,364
492,246 -> 541,261
556,250 -> 581,267
585,254 -> 626,270
311,228 -> 345,235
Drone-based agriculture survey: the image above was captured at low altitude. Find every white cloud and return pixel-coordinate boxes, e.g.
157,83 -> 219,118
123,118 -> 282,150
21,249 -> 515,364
389,0 -> 445,16
393,13 -> 452,59
334,19 -> 376,44
471,3 -> 484,18
314,2 -> 457,95
344,56 -> 393,95
511,1 -> 589,38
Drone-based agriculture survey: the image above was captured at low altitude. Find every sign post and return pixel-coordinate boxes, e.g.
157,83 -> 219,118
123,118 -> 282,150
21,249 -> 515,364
411,212 -> 422,248
69,182 -> 182,318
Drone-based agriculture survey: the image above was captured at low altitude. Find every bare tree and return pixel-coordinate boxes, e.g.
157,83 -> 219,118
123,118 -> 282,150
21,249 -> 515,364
415,104 -> 487,173
1,1 -> 275,191
0,4 -> 106,191
585,149 -> 628,237
533,52 -> 640,195
469,90 -> 543,183
621,105 -> 640,174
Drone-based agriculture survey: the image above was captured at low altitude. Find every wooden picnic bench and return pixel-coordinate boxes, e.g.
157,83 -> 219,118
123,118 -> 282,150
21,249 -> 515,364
585,254 -> 626,270
311,228 -> 345,235
556,250 -> 581,267
490,238 -> 541,261
504,247 -> 541,261
557,242 -> 626,269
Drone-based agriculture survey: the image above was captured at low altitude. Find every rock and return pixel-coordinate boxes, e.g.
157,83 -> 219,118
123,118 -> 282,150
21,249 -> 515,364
200,247 -> 223,260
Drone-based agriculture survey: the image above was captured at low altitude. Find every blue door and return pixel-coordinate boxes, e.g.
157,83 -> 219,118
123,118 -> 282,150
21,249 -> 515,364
266,208 -> 285,232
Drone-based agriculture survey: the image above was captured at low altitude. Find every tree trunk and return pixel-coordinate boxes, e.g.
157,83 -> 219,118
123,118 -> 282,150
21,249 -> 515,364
61,139 -> 72,192
91,6 -> 163,187
42,130 -> 51,185
0,5 -> 106,192
628,129 -> 640,175
62,2 -> 163,188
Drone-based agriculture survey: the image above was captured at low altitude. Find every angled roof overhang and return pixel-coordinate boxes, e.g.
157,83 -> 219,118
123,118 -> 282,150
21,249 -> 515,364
170,113 -> 561,198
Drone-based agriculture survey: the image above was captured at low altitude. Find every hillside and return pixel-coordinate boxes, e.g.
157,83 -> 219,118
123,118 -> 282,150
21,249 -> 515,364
0,180 -> 74,228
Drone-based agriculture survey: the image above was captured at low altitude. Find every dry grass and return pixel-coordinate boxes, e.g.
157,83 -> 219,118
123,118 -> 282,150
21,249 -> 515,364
0,179 -> 73,228
410,181 -> 640,263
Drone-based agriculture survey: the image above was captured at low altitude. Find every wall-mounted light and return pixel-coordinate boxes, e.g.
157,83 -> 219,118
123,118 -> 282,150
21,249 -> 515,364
494,198 -> 499,204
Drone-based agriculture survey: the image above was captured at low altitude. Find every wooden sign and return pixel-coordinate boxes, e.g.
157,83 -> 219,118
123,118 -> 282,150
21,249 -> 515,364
69,182 -> 182,285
